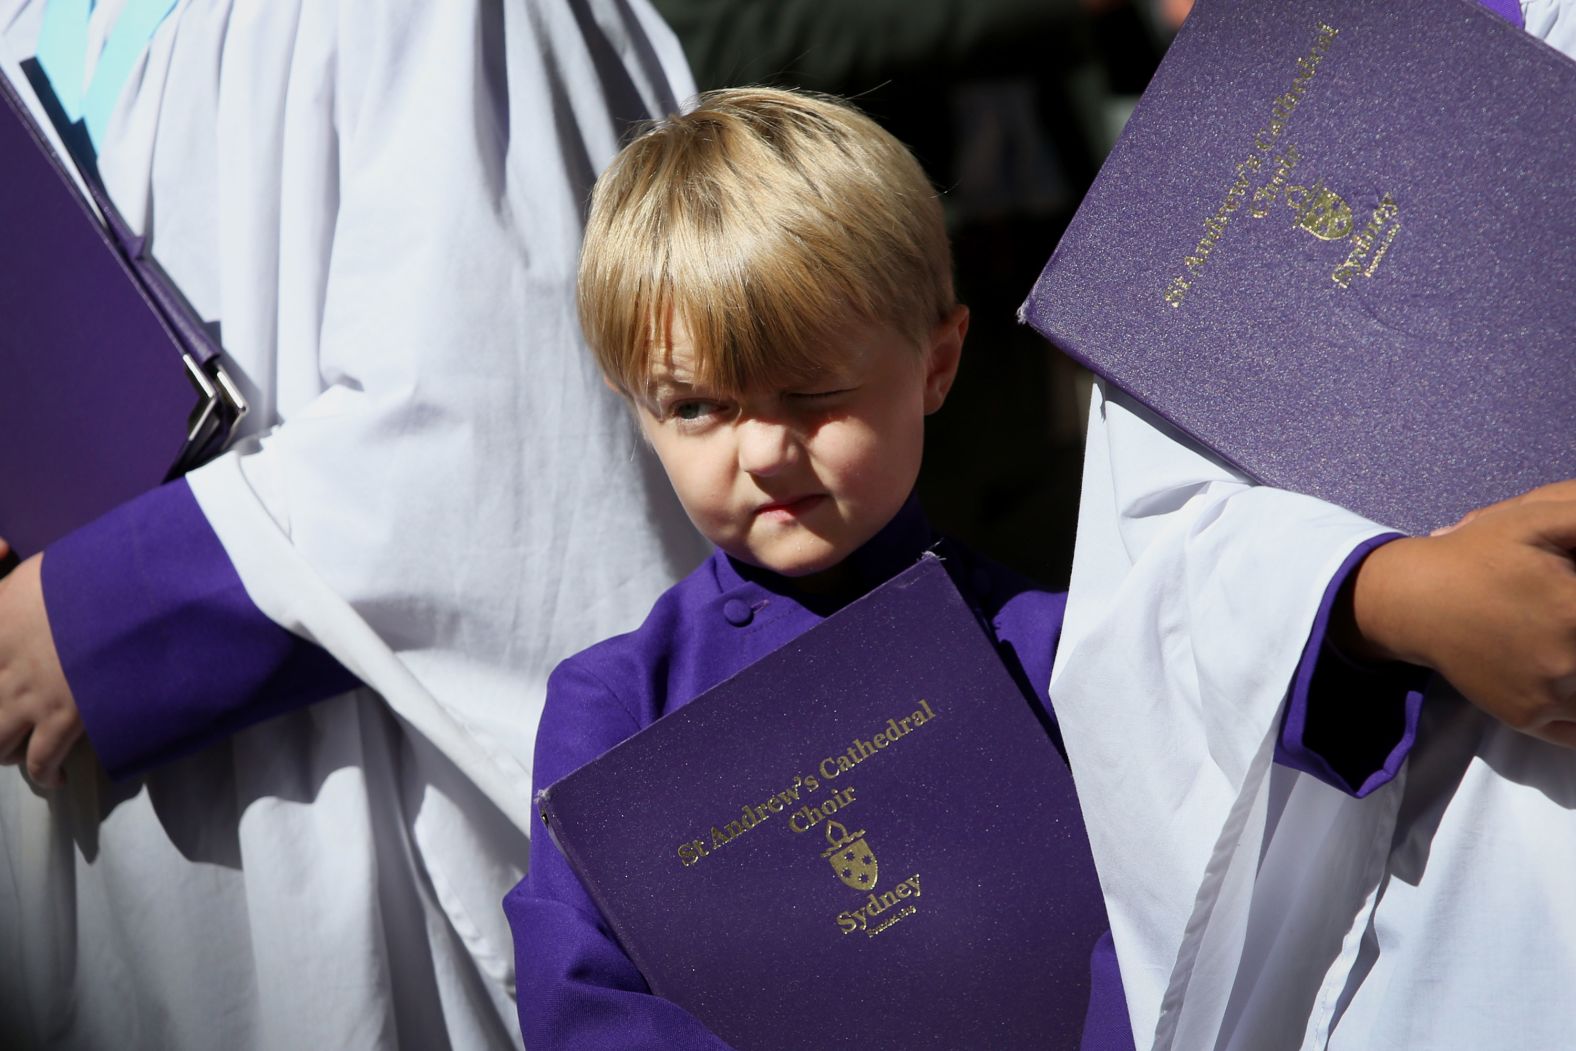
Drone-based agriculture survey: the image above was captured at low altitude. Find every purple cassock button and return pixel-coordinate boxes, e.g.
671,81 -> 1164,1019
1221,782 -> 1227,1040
721,597 -> 753,627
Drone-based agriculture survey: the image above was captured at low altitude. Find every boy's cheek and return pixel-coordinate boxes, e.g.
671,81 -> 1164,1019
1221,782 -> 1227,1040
667,479 -> 735,536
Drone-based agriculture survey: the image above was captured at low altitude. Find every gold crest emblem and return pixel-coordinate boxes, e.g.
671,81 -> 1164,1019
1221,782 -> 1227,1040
821,820 -> 878,891
1286,180 -> 1353,240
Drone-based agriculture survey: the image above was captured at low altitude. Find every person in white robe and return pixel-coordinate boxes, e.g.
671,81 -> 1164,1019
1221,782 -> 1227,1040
1050,5 -> 1576,1048
0,1 -> 707,1047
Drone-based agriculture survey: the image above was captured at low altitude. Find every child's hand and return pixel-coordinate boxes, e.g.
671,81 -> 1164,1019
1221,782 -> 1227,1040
1338,481 -> 1576,748
0,540 -> 83,788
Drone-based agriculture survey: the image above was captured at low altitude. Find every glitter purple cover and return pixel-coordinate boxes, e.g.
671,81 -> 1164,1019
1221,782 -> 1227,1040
1023,0 -> 1574,535
536,556 -> 1106,1050
0,67 -> 202,557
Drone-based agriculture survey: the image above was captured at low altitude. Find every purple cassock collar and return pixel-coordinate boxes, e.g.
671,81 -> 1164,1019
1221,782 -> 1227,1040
1479,0 -> 1525,28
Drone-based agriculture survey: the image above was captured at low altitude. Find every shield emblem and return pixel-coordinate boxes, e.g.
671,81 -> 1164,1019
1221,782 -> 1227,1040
1296,184 -> 1353,241
829,838 -> 878,891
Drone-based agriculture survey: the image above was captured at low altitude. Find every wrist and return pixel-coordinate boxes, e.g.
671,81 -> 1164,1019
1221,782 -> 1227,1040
1340,536 -> 1435,669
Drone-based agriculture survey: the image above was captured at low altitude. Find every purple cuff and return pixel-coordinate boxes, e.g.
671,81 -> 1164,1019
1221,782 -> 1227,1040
1276,533 -> 1428,798
42,479 -> 359,780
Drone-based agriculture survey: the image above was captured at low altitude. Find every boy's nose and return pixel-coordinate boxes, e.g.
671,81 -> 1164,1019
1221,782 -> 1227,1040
736,418 -> 798,477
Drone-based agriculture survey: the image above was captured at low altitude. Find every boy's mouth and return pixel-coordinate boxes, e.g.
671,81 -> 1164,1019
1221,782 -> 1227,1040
755,494 -> 826,520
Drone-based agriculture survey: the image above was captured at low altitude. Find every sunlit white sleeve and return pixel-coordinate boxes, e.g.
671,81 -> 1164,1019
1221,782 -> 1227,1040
1049,382 -> 1401,1050
1052,4 -> 1576,1049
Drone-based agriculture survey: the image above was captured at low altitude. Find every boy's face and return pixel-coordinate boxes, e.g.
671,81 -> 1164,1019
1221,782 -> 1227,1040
635,307 -> 966,581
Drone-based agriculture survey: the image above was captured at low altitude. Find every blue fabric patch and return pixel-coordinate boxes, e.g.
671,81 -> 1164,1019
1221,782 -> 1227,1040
35,0 -> 180,147
83,0 -> 179,145
35,0 -> 91,121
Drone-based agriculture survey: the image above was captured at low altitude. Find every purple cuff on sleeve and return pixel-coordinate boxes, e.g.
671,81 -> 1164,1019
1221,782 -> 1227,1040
42,479 -> 360,780
1276,533 -> 1429,798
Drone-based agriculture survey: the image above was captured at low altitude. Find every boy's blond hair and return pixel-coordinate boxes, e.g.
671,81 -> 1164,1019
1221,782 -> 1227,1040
578,87 -> 954,396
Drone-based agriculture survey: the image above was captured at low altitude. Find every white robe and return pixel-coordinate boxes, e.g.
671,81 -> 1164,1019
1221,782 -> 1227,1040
1052,7 -> 1576,1047
0,2 -> 707,1048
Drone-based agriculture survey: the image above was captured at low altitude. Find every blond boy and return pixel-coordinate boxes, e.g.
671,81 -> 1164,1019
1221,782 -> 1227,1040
503,88 -> 1133,1050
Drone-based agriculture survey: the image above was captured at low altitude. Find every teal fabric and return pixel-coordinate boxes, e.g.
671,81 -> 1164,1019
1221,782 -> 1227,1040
35,0 -> 91,120
35,0 -> 180,147
82,0 -> 179,144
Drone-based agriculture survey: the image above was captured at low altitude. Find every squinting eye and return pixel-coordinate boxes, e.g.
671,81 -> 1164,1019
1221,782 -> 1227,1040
789,387 -> 855,403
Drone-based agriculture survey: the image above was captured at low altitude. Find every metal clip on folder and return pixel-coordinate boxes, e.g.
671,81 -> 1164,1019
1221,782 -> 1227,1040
173,350 -> 248,480
42,61 -> 251,479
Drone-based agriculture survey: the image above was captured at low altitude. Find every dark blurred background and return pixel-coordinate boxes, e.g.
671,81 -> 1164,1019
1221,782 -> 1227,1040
651,0 -> 1189,587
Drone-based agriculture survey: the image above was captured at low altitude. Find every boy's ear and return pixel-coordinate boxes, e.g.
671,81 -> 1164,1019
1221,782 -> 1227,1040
922,304 -> 968,415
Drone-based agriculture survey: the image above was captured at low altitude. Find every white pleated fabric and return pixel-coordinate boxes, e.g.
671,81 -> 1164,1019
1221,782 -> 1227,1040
1055,3 -> 1576,1036
0,2 -> 706,1048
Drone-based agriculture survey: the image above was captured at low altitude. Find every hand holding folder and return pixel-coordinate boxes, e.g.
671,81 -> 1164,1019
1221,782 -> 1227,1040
1331,478 -> 1576,749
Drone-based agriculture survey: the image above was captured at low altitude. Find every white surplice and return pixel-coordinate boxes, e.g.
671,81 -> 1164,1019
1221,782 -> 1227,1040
1054,5 -> 1576,1042
0,1 -> 706,1047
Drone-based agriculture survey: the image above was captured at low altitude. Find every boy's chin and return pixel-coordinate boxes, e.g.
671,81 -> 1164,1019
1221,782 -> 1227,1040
727,538 -> 850,580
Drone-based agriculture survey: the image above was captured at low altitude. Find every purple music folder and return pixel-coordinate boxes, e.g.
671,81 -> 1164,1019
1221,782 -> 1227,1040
0,64 -> 239,558
1022,0 -> 1576,536
537,555 -> 1100,1050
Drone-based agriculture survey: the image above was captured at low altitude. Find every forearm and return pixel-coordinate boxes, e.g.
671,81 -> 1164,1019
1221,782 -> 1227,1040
1329,484 -> 1576,748
42,478 -> 357,779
